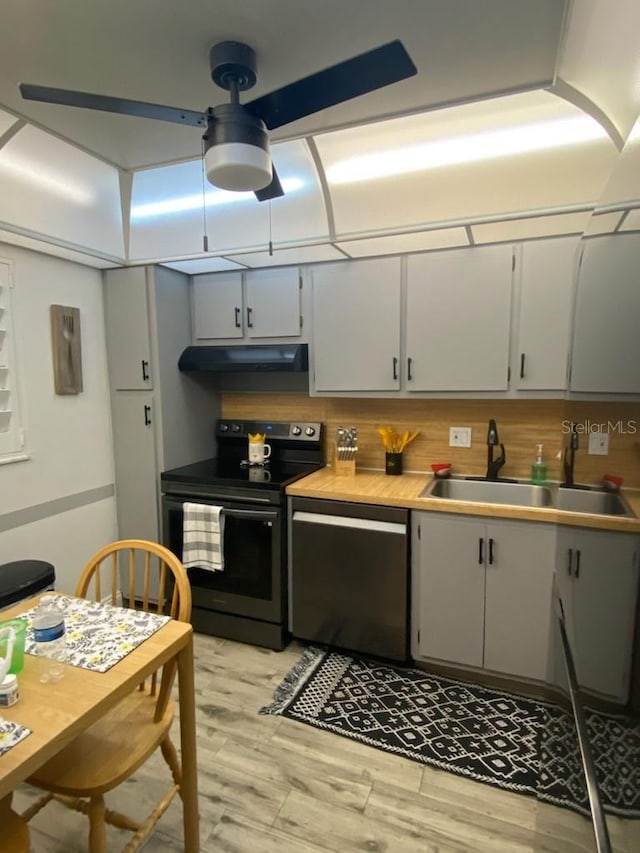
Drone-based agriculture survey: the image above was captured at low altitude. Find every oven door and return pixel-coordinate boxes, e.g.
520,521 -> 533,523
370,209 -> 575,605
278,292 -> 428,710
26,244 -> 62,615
162,494 -> 284,623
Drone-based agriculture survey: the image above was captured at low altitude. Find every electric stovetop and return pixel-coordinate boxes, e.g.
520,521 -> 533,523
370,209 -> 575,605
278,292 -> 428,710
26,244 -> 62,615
160,456 -> 323,494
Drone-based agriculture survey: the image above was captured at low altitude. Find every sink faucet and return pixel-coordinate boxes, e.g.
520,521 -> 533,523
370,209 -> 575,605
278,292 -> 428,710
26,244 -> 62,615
486,419 -> 506,480
562,423 -> 579,487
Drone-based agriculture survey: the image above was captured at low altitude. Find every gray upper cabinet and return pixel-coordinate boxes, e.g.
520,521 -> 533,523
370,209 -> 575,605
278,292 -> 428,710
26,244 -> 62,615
570,233 -> 640,394
192,267 -> 302,341
406,245 -> 513,391
104,266 -> 219,547
192,272 -> 243,340
311,257 -> 401,392
245,267 -> 301,338
103,266 -> 153,390
514,237 -> 578,391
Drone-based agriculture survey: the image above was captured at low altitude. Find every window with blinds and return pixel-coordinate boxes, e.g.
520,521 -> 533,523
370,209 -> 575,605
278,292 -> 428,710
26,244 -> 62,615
0,259 -> 25,459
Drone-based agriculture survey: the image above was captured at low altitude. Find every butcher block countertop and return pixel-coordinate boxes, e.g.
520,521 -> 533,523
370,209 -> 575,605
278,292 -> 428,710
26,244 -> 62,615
286,467 -> 640,534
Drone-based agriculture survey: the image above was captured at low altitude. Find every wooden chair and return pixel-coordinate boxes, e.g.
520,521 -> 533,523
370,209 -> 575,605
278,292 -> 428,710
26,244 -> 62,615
1,794 -> 30,852
22,539 -> 192,853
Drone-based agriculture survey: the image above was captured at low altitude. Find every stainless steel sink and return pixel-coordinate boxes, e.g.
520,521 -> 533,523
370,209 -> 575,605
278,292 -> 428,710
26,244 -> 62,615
556,487 -> 635,517
421,477 -> 554,508
420,476 -> 636,517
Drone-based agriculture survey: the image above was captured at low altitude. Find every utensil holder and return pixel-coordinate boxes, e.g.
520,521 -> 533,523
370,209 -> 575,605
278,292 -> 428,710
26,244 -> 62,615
385,452 -> 403,476
333,458 -> 356,476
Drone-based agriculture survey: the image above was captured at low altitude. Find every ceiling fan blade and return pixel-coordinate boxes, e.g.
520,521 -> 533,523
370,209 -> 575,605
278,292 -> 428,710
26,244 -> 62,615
254,166 -> 284,202
244,40 -> 416,131
19,83 -> 207,128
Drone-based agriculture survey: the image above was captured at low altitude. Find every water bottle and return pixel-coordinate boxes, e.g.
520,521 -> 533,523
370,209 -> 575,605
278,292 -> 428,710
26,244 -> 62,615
33,594 -> 67,683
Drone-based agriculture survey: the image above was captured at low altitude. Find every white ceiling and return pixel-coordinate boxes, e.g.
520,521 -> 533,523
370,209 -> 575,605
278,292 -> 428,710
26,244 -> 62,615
1,0 -> 568,170
1,0 -> 639,270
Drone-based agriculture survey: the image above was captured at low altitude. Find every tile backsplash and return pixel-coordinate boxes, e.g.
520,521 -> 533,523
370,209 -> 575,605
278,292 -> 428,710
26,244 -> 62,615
222,394 -> 640,489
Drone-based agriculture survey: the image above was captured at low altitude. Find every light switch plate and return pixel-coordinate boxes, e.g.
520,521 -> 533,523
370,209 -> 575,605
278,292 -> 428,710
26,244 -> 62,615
588,431 -> 609,455
450,427 -> 472,447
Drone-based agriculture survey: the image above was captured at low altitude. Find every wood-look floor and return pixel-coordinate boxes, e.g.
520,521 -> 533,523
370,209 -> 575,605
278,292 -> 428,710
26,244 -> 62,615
12,633 -> 639,852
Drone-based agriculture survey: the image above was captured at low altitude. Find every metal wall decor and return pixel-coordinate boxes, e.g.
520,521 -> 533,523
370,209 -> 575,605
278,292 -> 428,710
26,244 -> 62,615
50,304 -> 83,394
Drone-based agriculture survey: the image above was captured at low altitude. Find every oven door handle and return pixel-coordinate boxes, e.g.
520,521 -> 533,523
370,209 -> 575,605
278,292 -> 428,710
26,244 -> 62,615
223,507 -> 279,520
163,492 -> 275,505
164,498 -> 279,520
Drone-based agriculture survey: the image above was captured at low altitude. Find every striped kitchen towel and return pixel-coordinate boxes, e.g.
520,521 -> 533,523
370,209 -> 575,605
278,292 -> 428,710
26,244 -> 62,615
182,502 -> 225,572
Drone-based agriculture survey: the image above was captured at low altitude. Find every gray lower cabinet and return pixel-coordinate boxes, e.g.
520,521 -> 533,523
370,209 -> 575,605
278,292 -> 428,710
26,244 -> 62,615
555,526 -> 639,701
110,391 -> 158,541
412,512 -> 556,682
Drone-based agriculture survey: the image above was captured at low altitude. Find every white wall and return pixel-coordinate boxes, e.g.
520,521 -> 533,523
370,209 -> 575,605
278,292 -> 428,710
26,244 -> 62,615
0,242 -> 117,593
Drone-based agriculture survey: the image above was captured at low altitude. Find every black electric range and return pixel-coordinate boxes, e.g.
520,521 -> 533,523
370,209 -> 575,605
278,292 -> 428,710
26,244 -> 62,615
160,420 -> 324,650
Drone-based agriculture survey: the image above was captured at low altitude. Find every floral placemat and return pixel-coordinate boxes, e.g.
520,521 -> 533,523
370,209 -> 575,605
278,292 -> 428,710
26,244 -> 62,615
0,718 -> 31,758
18,595 -> 171,673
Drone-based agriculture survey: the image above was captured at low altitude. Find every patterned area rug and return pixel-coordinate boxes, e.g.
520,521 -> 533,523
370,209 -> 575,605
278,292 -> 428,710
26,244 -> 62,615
261,648 -> 640,818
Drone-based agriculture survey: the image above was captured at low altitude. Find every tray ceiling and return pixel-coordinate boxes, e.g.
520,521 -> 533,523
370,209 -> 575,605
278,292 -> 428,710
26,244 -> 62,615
1,0 -> 567,170
0,0 -> 639,270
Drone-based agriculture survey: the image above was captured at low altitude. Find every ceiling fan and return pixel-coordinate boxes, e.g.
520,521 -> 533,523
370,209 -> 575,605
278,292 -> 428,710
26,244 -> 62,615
19,40 -> 417,202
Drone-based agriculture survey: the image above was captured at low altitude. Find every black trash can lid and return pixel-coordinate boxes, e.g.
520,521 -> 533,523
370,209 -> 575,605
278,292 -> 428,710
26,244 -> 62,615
0,560 -> 56,608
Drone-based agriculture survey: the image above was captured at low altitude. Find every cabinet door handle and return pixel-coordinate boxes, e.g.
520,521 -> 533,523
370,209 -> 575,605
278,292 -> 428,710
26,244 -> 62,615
144,405 -> 151,426
246,306 -> 253,328
407,357 -> 413,381
392,357 -> 398,380
567,548 -> 573,576
141,359 -> 149,382
488,538 -> 494,565
478,538 -> 484,565
234,306 -> 241,328
520,353 -> 526,379
575,549 -> 581,579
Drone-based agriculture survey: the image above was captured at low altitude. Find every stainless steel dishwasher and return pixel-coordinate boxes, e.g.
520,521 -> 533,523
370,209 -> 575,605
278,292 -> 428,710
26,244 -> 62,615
289,497 -> 409,661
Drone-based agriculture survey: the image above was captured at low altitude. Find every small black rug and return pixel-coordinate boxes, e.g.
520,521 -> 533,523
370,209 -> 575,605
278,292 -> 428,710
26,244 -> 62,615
260,648 -> 640,818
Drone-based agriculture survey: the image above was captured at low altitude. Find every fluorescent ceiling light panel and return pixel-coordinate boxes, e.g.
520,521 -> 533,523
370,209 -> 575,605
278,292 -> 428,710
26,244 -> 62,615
131,177 -> 304,220
327,116 -> 609,185
0,152 -> 95,204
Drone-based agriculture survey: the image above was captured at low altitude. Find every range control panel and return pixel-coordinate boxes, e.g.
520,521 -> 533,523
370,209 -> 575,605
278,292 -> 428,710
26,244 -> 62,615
216,420 -> 323,442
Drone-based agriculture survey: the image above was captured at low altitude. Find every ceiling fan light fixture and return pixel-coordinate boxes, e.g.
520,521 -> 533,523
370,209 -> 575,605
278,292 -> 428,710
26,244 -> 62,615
204,103 -> 272,192
205,142 -> 272,191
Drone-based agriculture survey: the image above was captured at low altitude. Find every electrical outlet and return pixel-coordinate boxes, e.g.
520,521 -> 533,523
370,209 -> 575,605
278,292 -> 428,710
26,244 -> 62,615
449,427 -> 472,448
588,431 -> 609,455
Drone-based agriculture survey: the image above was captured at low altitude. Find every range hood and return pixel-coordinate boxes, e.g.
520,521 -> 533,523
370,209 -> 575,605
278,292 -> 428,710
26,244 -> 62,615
178,343 -> 308,373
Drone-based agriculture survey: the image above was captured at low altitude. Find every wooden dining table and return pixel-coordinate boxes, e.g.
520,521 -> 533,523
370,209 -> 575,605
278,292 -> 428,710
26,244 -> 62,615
0,596 -> 200,852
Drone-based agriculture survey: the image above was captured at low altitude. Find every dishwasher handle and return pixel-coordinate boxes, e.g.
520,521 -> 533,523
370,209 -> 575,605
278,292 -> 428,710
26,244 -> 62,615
292,511 -> 406,535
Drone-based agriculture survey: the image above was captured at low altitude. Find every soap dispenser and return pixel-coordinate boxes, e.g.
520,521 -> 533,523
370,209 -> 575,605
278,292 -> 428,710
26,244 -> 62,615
531,443 -> 547,485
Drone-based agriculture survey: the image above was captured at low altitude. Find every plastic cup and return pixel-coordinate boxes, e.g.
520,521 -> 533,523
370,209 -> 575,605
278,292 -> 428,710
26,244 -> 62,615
0,618 -> 27,673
